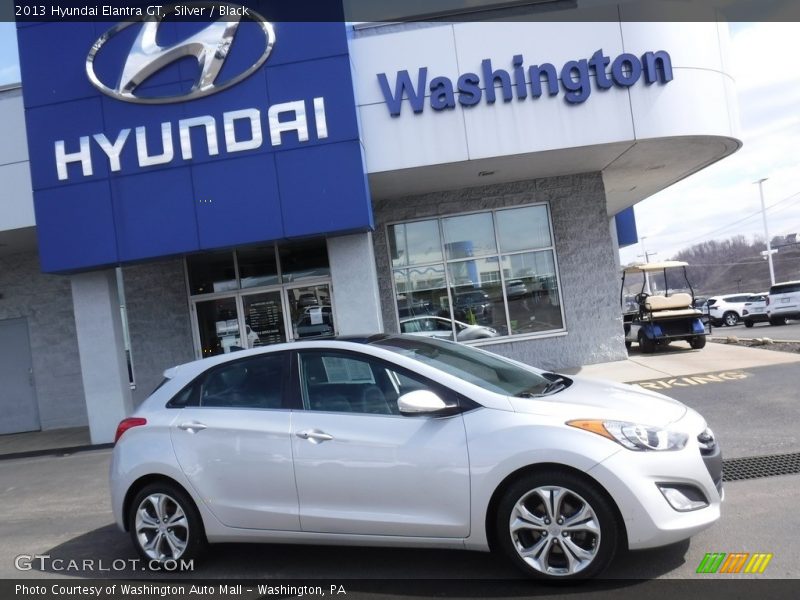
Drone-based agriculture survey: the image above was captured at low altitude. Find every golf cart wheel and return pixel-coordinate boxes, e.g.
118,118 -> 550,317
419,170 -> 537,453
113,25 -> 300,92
744,320 -> 754,328
723,311 -> 738,327
769,316 -> 787,326
689,336 -> 706,350
495,470 -> 619,580
638,331 -> 655,354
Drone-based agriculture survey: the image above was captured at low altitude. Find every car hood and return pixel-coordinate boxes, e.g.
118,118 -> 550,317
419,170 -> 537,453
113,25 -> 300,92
507,375 -> 687,426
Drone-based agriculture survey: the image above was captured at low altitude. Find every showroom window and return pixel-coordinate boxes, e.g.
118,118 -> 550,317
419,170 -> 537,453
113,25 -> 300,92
388,204 -> 564,342
185,240 -> 336,357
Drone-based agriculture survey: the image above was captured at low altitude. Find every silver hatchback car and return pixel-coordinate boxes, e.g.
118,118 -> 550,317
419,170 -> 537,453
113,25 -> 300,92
111,335 -> 722,580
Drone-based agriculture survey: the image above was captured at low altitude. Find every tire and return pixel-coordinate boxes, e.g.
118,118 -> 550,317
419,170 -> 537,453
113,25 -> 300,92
723,311 -> 739,327
769,316 -> 787,326
495,470 -> 620,580
689,336 -> 706,349
128,482 -> 206,568
638,331 -> 655,354
744,320 -> 754,328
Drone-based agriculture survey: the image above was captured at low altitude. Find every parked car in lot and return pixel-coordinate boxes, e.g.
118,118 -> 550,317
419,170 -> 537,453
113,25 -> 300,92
742,293 -> 769,328
112,335 -> 722,580
706,293 -> 754,327
400,316 -> 498,341
767,280 -> 800,325
505,279 -> 529,299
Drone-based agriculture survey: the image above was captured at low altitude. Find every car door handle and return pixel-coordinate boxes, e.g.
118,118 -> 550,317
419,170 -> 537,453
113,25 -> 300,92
296,429 -> 334,443
178,421 -> 208,433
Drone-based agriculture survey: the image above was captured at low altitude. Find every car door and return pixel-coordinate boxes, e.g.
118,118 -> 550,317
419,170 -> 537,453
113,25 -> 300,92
169,351 -> 300,530
290,349 -> 471,538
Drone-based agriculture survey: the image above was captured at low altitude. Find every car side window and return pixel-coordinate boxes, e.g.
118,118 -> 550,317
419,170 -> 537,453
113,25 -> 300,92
196,353 -> 287,409
298,351 -> 434,416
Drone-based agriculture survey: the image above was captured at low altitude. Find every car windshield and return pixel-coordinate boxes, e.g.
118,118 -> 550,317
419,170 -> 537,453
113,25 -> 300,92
370,336 -> 558,396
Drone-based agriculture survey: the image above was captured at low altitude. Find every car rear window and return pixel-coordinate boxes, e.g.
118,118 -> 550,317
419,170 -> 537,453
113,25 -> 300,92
770,282 -> 800,294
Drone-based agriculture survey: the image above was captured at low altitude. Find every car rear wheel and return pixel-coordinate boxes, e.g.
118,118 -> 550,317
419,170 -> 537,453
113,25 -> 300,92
129,482 -> 205,567
744,320 -> 754,328
495,471 -> 619,580
723,311 -> 738,327
769,316 -> 787,326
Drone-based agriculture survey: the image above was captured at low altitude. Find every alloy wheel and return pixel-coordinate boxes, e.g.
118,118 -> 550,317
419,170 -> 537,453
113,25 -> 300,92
509,485 -> 601,576
135,493 -> 190,561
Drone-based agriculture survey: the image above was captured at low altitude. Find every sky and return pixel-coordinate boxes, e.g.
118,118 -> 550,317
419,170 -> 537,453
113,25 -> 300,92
1,21 -> 799,264
618,22 -> 800,264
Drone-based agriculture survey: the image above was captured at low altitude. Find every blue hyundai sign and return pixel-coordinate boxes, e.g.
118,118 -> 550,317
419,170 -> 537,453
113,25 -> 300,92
17,5 -> 372,272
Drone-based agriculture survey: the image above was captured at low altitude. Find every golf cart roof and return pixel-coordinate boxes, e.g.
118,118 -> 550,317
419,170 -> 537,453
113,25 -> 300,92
623,260 -> 689,274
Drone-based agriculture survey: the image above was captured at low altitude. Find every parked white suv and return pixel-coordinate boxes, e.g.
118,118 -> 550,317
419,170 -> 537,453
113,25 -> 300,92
767,280 -> 800,325
706,294 -> 755,327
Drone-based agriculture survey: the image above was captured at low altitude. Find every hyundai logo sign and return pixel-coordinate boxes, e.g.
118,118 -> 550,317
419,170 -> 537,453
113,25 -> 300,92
86,2 -> 275,104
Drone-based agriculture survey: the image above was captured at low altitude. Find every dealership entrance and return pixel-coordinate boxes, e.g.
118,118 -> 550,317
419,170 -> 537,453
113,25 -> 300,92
187,240 -> 337,358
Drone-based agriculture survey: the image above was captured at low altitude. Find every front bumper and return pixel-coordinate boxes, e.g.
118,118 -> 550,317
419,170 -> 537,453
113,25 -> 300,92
587,423 -> 722,550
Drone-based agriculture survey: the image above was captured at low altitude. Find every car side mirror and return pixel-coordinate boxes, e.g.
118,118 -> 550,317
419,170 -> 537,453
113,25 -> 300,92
398,390 -> 460,417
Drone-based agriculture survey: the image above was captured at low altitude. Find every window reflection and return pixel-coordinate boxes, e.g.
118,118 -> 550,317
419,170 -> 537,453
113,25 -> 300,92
442,213 -> 497,259
391,205 -> 563,342
502,251 -> 562,335
496,205 -> 552,252
187,252 -> 237,295
280,239 -> 330,282
238,246 -> 279,289
389,220 -> 442,267
288,284 -> 335,339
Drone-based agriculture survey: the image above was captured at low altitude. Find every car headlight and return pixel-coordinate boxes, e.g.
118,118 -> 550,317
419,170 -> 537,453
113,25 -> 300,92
567,419 -> 688,451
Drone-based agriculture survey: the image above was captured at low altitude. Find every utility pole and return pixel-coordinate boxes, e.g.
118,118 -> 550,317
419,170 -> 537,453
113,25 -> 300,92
755,178 -> 776,286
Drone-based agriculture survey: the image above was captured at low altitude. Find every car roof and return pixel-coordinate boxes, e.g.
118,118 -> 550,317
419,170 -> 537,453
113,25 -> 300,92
163,335 -> 393,379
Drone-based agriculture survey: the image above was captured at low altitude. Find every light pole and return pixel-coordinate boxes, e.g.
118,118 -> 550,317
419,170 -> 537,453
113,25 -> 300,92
638,236 -> 657,292
755,178 -> 776,286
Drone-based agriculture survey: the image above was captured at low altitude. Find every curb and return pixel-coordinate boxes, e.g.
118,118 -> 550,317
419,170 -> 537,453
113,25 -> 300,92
0,443 -> 113,462
709,337 -> 798,344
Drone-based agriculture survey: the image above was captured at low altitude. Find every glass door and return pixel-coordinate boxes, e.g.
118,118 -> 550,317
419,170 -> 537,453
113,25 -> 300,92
195,296 -> 243,357
242,290 -> 287,347
286,283 -> 335,340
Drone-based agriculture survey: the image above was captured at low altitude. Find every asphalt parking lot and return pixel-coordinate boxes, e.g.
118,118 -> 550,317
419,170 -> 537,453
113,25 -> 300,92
1,349 -> 798,587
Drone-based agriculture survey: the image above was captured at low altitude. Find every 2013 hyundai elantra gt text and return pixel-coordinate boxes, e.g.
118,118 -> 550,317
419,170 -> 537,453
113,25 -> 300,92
110,335 -> 722,580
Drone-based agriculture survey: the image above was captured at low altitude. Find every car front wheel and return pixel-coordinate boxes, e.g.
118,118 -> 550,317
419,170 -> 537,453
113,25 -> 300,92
129,482 -> 205,567
723,311 -> 739,326
496,471 -> 619,580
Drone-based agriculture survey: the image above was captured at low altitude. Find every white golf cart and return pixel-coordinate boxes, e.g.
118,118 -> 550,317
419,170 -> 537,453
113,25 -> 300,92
621,261 -> 709,353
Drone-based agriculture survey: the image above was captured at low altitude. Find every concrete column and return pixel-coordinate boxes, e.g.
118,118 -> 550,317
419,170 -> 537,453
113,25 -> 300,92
609,216 -> 622,273
71,270 -> 133,444
327,232 -> 383,335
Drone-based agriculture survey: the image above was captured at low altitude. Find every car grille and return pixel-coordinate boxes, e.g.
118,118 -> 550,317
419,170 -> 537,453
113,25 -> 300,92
699,439 -> 723,494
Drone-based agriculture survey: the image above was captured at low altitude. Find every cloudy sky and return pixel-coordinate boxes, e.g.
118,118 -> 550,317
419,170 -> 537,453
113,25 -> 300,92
1,21 -> 798,264
618,22 -> 800,264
